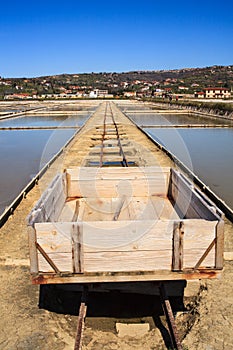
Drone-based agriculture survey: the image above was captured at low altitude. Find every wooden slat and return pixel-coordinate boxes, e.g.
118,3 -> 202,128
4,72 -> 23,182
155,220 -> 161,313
28,173 -> 66,225
34,218 -> 217,273
160,284 -> 183,350
36,219 -> 215,250
32,269 -> 221,284
66,166 -> 170,181
172,221 -> 184,271
28,226 -> 39,274
170,169 -> 220,221
74,302 -> 87,350
83,249 -> 215,273
38,252 -> 72,272
84,250 -> 172,272
72,223 -> 84,273
215,220 -> 224,269
150,196 -> 180,220
67,178 -> 169,198
72,200 -> 80,222
36,243 -> 60,273
194,238 -> 216,270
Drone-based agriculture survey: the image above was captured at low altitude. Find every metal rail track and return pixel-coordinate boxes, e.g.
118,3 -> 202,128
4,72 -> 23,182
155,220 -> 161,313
73,283 -> 183,350
94,102 -> 129,167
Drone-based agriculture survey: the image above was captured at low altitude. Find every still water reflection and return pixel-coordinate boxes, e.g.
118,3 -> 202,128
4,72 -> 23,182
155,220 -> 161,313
128,112 -> 233,126
0,129 -> 76,214
0,113 -> 90,127
0,112 -> 93,215
145,127 -> 233,209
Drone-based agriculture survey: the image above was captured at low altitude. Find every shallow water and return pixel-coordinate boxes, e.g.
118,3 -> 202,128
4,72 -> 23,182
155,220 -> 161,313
128,112 -> 233,126
0,113 -> 90,127
0,129 -> 76,214
0,110 -> 94,215
145,127 -> 233,209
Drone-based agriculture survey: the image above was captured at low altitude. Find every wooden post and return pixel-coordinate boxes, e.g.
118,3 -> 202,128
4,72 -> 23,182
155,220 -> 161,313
159,283 -> 183,350
172,221 -> 184,271
28,226 -> 39,274
72,200 -> 80,222
74,287 -> 88,350
215,220 -> 224,269
72,223 -> 84,273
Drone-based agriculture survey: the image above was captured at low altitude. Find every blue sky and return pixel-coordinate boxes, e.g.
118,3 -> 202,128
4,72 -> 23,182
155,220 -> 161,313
0,0 -> 233,77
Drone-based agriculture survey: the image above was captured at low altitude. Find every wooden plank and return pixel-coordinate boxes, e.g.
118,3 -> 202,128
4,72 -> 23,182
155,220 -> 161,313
172,222 -> 184,271
150,196 -> 180,220
35,220 -> 215,253
28,225 -> 39,274
170,169 -> 219,221
67,178 -> 169,198
113,195 -> 126,220
71,223 -> 84,273
83,248 -> 215,273
84,250 -> 172,272
215,220 -> 224,269
35,219 -> 216,273
28,173 -> 66,225
72,200 -> 80,222
130,197 -> 156,220
38,252 -> 72,272
35,221 -> 173,253
59,199 -> 85,222
182,220 -> 216,267
66,166 -> 171,181
81,198 -> 116,221
160,284 -> 183,350
32,269 -> 221,284
74,302 -> 87,350
36,243 -> 60,273
194,238 -> 216,270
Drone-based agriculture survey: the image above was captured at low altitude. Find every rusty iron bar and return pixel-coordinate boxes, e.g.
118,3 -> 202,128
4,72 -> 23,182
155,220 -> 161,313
74,287 -> 88,350
109,103 -> 129,167
159,283 -> 183,350
99,103 -> 108,167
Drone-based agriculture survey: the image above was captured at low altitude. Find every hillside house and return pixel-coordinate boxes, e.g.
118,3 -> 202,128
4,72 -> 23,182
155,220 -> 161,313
195,88 -> 231,99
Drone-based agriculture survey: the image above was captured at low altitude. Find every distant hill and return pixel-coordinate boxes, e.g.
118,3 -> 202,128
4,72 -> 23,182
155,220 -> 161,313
1,65 -> 233,97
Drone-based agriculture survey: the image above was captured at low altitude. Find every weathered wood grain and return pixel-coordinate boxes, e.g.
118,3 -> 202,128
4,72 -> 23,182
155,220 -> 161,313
170,169 -> 220,221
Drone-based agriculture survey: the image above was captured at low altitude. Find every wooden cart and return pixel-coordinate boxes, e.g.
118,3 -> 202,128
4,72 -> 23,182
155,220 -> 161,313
27,167 -> 224,284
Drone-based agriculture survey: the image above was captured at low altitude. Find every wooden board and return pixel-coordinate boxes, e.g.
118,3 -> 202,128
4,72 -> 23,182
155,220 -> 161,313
27,173 -> 67,225
66,166 -> 171,181
35,219 -> 217,273
170,169 -> 220,221
67,177 -> 169,198
58,196 -> 180,222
